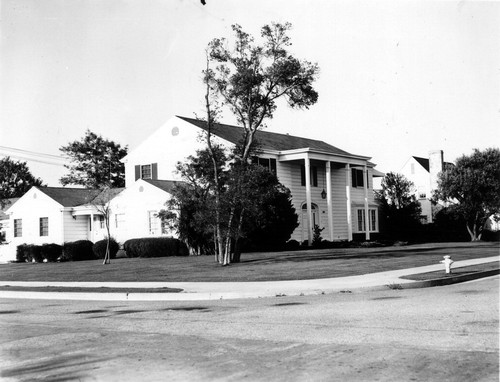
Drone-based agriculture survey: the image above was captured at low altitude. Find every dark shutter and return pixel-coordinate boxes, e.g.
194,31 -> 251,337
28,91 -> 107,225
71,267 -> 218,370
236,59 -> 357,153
300,165 -> 306,186
270,159 -> 277,173
152,163 -> 158,180
357,169 -> 364,188
135,165 -> 140,181
351,168 -> 357,187
312,166 -> 318,187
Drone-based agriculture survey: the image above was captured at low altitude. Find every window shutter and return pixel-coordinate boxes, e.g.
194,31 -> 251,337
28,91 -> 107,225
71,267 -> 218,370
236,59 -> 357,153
135,165 -> 140,181
312,166 -> 318,187
351,168 -> 357,187
300,165 -> 306,186
152,163 -> 158,180
357,169 -> 364,188
270,159 -> 277,174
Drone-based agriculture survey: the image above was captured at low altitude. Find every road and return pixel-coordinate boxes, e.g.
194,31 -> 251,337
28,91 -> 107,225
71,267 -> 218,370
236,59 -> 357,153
0,277 -> 498,381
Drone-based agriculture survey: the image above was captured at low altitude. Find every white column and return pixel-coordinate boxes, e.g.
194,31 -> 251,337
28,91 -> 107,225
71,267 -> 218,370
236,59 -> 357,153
345,164 -> 352,241
326,161 -> 333,241
305,156 -> 313,246
364,165 -> 370,241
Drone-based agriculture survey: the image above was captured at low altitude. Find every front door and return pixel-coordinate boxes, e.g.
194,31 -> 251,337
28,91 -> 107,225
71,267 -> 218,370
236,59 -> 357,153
301,203 -> 319,243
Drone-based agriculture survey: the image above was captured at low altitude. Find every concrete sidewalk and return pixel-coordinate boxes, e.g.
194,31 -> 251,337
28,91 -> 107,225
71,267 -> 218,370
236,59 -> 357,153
0,256 -> 498,301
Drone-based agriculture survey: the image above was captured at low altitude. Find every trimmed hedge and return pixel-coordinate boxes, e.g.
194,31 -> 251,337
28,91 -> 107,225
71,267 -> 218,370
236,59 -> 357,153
16,243 -> 62,262
123,237 -> 188,258
93,238 -> 119,259
61,240 -> 95,261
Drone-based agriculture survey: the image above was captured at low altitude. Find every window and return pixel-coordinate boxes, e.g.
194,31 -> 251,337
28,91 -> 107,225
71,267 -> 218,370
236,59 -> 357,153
141,164 -> 152,179
148,211 -> 159,235
300,165 -> 318,187
351,168 -> 364,188
14,219 -> 22,238
39,217 -> 49,236
93,215 -> 105,229
252,157 -> 277,173
135,163 -> 158,181
115,213 -> 125,229
356,209 -> 378,232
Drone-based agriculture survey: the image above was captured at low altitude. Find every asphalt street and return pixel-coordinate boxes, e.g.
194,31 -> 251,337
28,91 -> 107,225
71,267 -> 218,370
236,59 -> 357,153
0,276 -> 498,381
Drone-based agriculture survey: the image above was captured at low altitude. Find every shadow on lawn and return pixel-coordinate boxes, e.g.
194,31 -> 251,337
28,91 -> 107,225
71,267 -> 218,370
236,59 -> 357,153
240,246 -> 451,265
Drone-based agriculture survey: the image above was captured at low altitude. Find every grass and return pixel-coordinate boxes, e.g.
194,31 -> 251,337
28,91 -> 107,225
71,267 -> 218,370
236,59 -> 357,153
0,241 -> 498,283
401,261 -> 500,281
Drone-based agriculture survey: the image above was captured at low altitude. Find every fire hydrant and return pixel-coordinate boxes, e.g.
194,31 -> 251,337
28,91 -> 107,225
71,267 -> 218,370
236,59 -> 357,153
440,255 -> 454,274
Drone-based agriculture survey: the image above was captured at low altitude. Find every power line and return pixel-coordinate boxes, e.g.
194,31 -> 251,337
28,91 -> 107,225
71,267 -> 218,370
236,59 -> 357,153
0,146 -> 67,165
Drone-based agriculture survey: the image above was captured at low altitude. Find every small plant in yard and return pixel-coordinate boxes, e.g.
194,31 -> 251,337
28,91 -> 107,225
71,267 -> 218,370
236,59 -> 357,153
386,282 -> 403,290
312,224 -> 324,247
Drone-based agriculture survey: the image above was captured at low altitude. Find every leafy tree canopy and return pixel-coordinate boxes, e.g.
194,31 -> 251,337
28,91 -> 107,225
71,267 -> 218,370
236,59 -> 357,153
60,130 -> 128,188
434,147 -> 500,241
206,22 -> 319,160
0,157 -> 45,208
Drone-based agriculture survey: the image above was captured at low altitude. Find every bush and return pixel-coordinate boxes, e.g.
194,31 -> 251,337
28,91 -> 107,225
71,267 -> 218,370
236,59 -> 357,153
40,243 -> 62,262
93,238 -> 119,259
61,240 -> 95,261
123,237 -> 188,258
16,244 -> 29,262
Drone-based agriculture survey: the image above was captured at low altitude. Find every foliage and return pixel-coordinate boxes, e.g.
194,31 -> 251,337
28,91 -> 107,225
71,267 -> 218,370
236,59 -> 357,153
91,187 -> 120,264
93,238 -> 119,260
15,243 -> 62,262
61,240 -> 95,261
123,237 -> 188,258
311,224 -> 325,248
434,148 -> 500,241
0,157 -> 44,208
206,22 -> 319,161
59,130 -> 128,188
199,22 -> 318,264
377,172 -> 422,240
160,150 -> 298,259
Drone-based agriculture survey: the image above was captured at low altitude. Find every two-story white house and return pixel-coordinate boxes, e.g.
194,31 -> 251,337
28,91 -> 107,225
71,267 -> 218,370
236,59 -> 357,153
122,116 -> 383,244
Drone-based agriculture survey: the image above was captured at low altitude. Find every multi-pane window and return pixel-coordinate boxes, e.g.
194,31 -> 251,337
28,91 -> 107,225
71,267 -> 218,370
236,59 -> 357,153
300,165 -> 318,187
115,214 -> 125,229
356,209 -> 378,232
14,219 -> 22,237
148,211 -> 159,234
253,157 -> 277,173
39,217 -> 49,236
141,164 -> 152,179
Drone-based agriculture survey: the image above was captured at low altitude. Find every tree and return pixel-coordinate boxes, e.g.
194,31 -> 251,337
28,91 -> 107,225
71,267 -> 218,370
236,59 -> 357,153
159,148 -> 298,260
202,22 -> 319,264
91,186 -> 118,264
0,157 -> 44,208
434,148 -> 500,241
377,172 -> 422,240
60,130 -> 128,188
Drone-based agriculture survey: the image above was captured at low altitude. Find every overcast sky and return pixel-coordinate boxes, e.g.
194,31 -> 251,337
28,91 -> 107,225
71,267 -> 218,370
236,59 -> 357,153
1,0 -> 499,186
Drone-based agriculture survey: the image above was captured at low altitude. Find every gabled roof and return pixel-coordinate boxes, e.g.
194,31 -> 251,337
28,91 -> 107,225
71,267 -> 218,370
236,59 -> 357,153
177,116 -> 354,156
143,179 -> 181,193
38,187 -> 102,207
413,156 -> 430,171
412,156 -> 454,173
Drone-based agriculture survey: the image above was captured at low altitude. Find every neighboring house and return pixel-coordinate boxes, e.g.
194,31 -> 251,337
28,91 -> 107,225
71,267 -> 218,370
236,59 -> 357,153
399,150 -> 453,224
122,115 -> 384,244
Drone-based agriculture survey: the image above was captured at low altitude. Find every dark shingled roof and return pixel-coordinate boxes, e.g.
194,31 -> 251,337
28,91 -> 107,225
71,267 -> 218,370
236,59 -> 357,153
38,187 -> 102,207
177,116 -> 354,156
143,179 -> 181,193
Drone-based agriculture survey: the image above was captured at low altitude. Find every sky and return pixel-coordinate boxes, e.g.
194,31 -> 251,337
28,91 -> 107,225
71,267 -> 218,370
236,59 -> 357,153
1,0 -> 499,186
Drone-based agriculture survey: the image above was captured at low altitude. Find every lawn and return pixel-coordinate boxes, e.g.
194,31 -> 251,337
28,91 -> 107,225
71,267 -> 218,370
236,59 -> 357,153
0,241 -> 498,283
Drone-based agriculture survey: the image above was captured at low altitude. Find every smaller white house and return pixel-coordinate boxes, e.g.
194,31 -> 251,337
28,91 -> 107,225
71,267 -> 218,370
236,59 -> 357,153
0,180 -> 178,262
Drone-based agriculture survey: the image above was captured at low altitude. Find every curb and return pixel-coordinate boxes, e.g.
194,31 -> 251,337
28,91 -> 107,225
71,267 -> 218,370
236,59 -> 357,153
398,269 -> 500,289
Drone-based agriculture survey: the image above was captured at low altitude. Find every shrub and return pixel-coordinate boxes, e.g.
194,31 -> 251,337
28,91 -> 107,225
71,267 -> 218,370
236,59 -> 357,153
16,244 -> 29,262
93,238 -> 119,259
61,240 -> 95,261
25,244 -> 43,263
123,237 -> 188,258
40,243 -> 62,262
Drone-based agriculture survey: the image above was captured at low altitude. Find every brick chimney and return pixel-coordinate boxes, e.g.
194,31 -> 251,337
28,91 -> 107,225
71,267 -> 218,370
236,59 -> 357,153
428,150 -> 444,191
